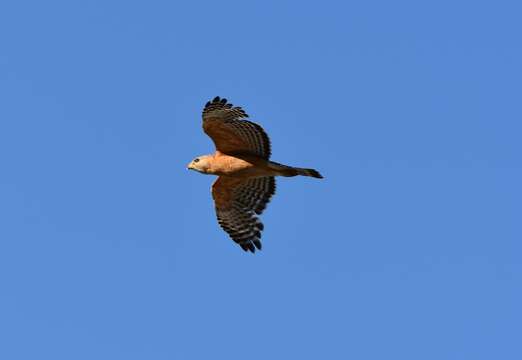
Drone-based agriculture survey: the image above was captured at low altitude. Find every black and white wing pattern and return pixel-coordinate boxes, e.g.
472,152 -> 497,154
202,96 -> 271,159
212,176 -> 276,252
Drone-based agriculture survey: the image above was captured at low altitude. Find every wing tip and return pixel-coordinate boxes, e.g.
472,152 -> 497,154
202,96 -> 251,122
211,96 -> 228,104
240,239 -> 262,253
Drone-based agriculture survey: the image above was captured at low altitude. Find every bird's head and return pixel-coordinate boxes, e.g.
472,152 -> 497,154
187,155 -> 212,174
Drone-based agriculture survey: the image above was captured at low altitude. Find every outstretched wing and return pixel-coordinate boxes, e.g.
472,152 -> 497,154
212,176 -> 276,253
202,96 -> 271,159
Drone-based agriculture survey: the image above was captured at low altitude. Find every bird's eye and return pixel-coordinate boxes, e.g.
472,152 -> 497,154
194,158 -> 200,163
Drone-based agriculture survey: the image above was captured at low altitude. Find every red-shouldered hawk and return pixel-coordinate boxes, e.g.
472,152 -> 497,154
188,96 -> 323,253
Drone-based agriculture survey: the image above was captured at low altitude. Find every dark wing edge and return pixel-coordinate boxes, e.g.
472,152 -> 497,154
203,96 -> 249,121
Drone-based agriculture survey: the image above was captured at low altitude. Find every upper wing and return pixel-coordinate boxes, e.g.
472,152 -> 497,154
212,176 -> 276,253
202,96 -> 271,159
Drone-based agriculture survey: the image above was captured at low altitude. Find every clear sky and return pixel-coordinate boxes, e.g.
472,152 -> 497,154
0,1 -> 521,359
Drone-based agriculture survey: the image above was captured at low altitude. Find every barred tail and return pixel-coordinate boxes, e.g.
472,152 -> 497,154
269,161 -> 323,179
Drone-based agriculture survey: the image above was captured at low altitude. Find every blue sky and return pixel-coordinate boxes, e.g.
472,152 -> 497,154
1,1 -> 521,359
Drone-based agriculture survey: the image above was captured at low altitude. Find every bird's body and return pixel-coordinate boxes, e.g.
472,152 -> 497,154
189,152 -> 321,179
190,153 -> 268,177
188,96 -> 322,253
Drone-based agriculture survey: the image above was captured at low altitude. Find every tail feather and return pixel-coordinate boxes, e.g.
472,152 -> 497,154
293,167 -> 323,179
269,161 -> 323,179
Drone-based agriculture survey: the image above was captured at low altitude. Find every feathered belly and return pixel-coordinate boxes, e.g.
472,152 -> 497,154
210,154 -> 273,178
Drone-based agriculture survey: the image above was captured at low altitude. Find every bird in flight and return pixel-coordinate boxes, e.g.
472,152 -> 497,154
188,96 -> 323,253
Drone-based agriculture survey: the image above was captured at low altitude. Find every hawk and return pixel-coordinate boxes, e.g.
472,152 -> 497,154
188,96 -> 323,253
